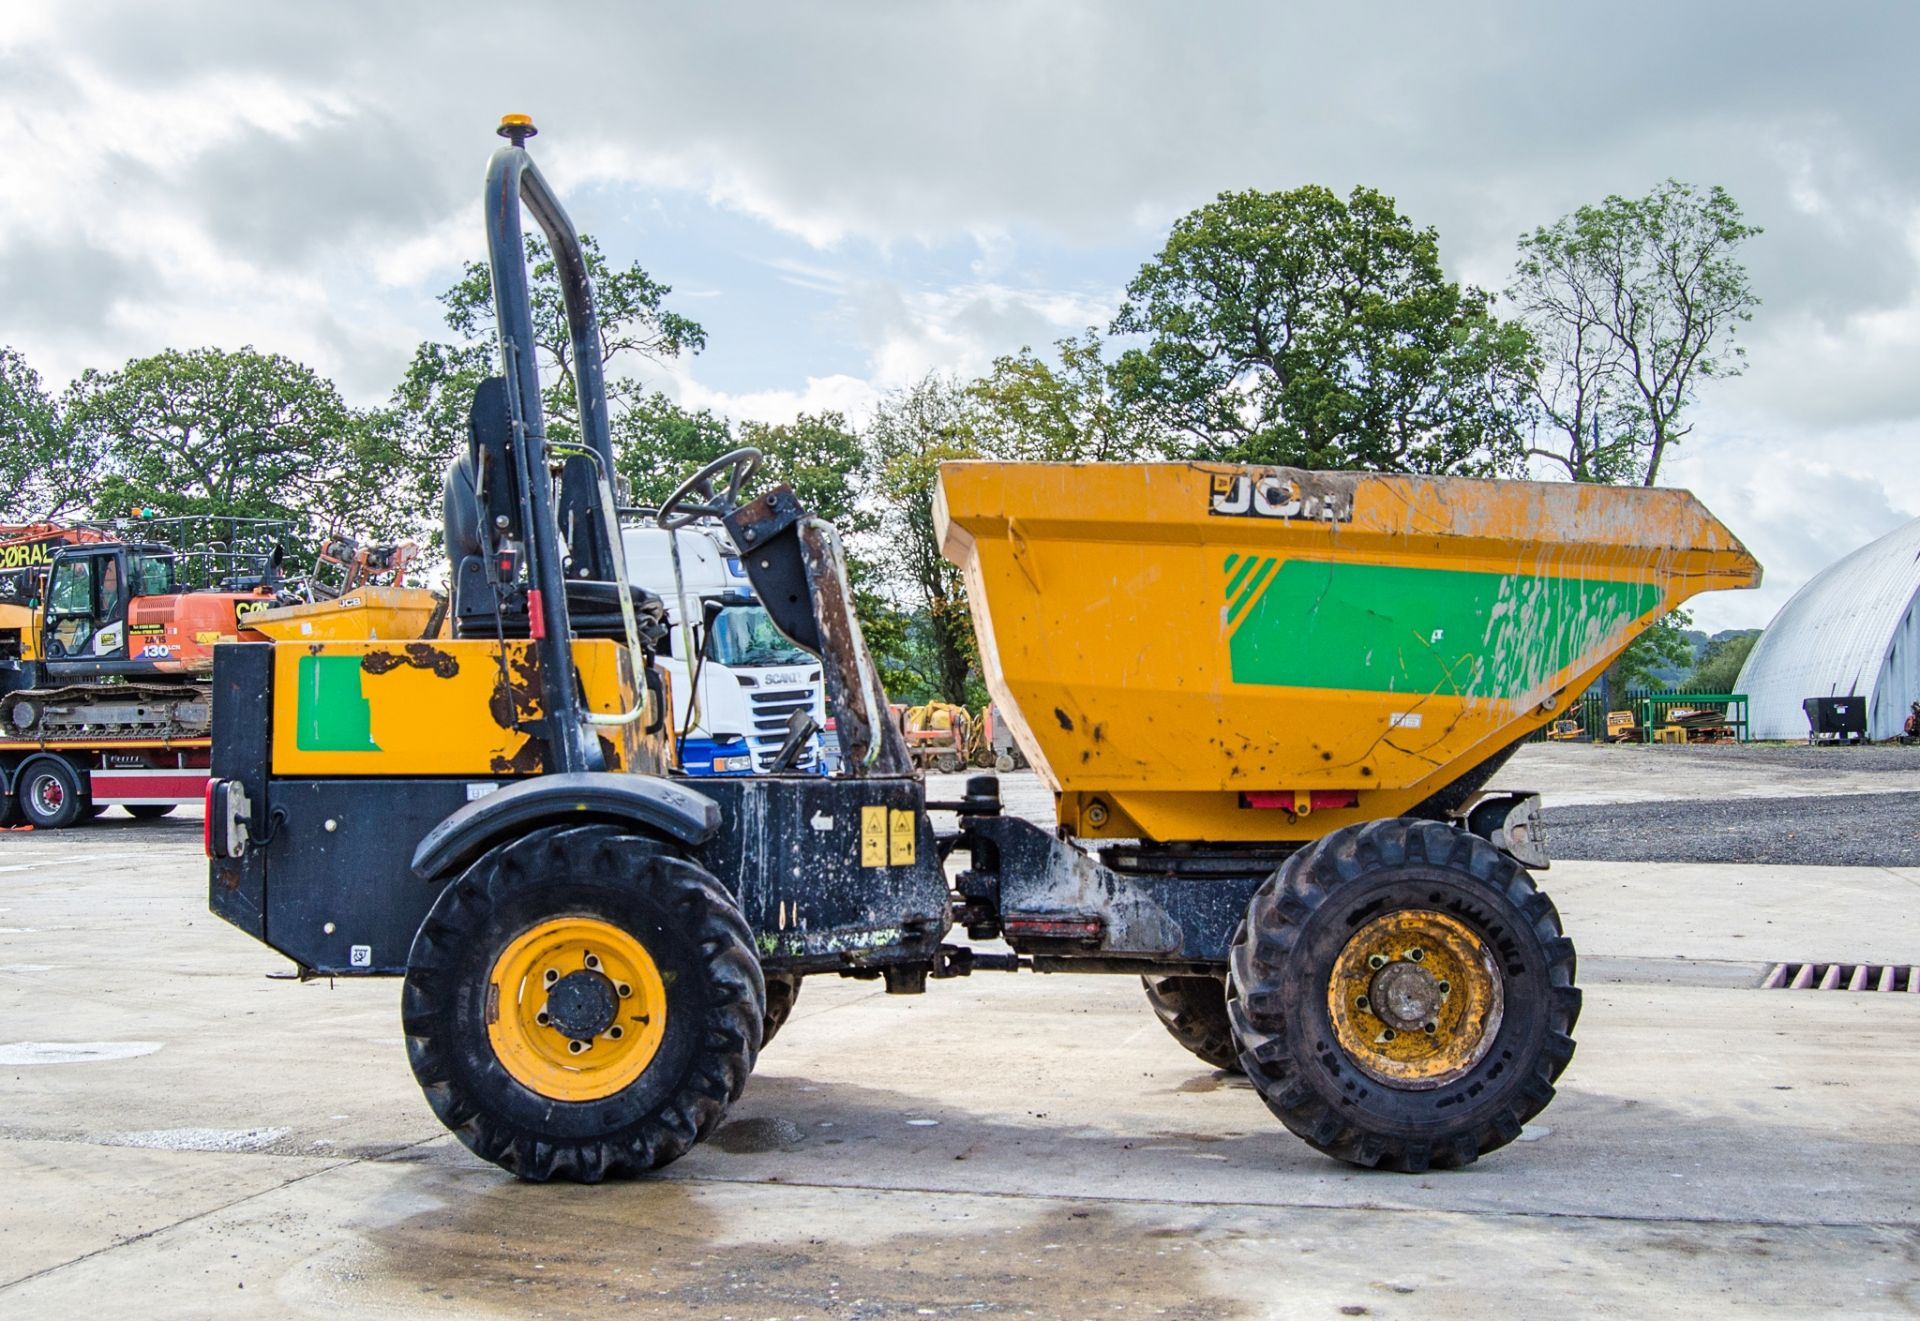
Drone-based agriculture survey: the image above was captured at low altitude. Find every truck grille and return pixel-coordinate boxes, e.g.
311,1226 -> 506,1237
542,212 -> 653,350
748,688 -> 819,770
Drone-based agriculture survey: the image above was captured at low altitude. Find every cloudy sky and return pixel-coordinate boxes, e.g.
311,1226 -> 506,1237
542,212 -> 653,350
3,2 -> 1916,630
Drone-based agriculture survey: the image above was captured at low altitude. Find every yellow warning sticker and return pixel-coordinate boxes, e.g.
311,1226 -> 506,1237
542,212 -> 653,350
861,805 -> 888,868
889,809 -> 916,866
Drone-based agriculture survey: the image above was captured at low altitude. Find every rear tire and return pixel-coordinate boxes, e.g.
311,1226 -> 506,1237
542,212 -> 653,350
17,759 -> 83,829
1142,975 -> 1242,1072
761,974 -> 800,1046
1229,817 -> 1579,1172
126,804 -> 175,820
403,823 -> 763,1182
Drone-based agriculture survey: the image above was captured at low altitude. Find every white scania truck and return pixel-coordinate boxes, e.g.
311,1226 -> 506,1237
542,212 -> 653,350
621,523 -> 828,776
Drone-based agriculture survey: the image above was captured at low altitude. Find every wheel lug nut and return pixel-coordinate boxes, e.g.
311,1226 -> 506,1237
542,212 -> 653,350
1408,948 -> 1425,962
1437,980 -> 1451,994
543,969 -> 558,986
567,1039 -> 586,1054
616,982 -> 632,998
608,1025 -> 624,1040
1355,995 -> 1370,1011
1366,954 -> 1387,970
585,953 -> 600,971
1423,1022 -> 1437,1034
1381,1028 -> 1396,1041
535,1011 -> 550,1026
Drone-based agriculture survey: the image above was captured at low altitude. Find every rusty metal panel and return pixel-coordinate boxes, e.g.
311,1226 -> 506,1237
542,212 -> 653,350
937,462 -> 1761,844
268,638 -> 663,778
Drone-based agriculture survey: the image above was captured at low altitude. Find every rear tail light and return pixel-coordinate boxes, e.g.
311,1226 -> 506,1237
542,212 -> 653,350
205,780 -> 253,859
1002,914 -> 1104,942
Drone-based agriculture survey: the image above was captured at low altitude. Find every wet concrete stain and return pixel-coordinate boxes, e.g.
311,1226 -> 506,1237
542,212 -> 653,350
709,1116 -> 806,1153
366,1174 -> 1241,1320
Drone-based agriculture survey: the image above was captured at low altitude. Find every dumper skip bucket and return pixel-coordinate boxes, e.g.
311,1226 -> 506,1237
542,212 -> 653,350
937,463 -> 1760,844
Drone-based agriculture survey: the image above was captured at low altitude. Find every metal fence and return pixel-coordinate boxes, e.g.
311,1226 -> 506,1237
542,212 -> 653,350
1524,686 -> 1751,744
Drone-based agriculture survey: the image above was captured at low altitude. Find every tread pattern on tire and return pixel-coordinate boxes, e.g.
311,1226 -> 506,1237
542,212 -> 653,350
1141,975 -> 1243,1073
1228,817 -> 1580,1173
402,823 -> 764,1182
761,974 -> 800,1046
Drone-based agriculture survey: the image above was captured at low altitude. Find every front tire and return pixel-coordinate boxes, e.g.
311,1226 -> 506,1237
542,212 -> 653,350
1229,818 -> 1578,1172
126,804 -> 175,820
403,823 -> 764,1182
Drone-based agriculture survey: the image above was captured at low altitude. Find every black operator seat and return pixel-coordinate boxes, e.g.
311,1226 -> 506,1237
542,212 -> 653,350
444,376 -> 666,648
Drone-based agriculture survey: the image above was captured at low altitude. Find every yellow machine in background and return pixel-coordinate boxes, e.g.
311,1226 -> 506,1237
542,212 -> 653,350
243,585 -> 446,644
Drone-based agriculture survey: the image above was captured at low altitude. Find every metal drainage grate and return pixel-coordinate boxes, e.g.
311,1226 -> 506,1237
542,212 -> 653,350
1762,963 -> 1918,992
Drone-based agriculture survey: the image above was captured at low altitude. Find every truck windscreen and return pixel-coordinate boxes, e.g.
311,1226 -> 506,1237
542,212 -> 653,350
705,604 -> 812,668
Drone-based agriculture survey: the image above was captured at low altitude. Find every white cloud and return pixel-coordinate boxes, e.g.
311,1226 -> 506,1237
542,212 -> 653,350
0,0 -> 1916,586
684,373 -> 882,427
1667,431 -> 1918,634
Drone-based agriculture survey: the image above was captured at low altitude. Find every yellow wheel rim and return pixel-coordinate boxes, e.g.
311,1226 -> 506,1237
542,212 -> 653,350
486,916 -> 669,1102
1326,909 -> 1503,1090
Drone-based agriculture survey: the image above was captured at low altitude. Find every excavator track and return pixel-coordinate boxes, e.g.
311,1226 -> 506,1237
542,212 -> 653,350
4,682 -> 212,741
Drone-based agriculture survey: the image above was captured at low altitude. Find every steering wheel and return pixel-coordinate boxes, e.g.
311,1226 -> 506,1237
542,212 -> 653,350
657,447 -> 763,531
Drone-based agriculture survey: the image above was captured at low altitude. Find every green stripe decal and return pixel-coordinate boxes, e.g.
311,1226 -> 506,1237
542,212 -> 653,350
1228,557 -> 1278,627
296,654 -> 382,752
1223,554 -> 1257,603
1226,560 -> 1659,698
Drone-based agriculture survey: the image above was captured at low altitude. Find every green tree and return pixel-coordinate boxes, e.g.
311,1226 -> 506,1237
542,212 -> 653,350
1111,186 -> 1534,474
1689,630 -> 1760,692
864,374 -> 983,706
385,233 -> 705,534
435,232 -> 704,439
68,347 -> 386,546
614,398 -> 870,530
612,393 -> 737,509
738,412 -> 871,530
1511,181 -> 1760,485
1615,609 -> 1695,690
967,330 -> 1164,463
0,348 -> 96,521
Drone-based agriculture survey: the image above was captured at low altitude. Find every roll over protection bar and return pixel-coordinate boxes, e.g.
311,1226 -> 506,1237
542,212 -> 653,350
483,119 -> 627,774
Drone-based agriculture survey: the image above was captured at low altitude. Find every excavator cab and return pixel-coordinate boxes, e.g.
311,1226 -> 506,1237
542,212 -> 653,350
44,546 -> 126,664
39,543 -> 175,672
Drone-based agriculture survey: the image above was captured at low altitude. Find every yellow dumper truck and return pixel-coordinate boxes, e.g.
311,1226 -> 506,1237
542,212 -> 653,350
206,120 -> 1760,1181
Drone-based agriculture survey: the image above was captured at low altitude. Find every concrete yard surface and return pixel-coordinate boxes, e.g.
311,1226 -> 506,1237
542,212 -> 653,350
4,752 -> 1920,1317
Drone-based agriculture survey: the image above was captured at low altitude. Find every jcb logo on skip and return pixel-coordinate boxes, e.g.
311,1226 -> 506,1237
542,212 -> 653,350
1207,473 -> 1354,522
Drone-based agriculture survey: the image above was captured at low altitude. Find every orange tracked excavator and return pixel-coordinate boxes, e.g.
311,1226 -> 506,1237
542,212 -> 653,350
0,519 -> 440,827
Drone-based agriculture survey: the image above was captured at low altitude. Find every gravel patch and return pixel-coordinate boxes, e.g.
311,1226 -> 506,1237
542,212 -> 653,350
1650,743 -> 1920,774
95,1126 -> 289,1153
1547,791 -> 1920,867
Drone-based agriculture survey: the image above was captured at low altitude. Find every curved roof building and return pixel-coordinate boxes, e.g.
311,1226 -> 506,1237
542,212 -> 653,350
1737,515 -> 1920,741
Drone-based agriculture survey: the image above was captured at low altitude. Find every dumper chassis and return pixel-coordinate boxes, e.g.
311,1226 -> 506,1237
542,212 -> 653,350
207,118 -> 1757,1182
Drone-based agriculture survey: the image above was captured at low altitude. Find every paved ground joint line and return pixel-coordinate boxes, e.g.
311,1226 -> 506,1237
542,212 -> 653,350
0,1135 -> 442,1294
661,1169 -> 1920,1234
